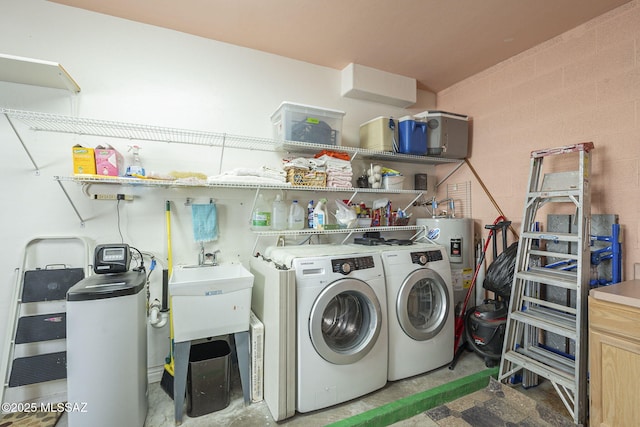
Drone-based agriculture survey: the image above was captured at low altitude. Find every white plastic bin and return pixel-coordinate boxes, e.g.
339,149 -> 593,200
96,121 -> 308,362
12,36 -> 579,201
382,175 -> 405,190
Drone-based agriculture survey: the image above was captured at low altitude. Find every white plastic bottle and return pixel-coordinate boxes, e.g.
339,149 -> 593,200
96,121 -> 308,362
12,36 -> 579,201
271,194 -> 287,230
313,198 -> 327,230
288,200 -> 305,230
251,193 -> 271,230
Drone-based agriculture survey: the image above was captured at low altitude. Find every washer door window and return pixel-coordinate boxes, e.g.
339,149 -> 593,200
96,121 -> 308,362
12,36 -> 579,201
309,278 -> 382,365
397,268 -> 450,341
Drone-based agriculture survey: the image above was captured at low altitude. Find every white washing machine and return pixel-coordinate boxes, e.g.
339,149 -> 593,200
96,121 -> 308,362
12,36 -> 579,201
267,245 -> 388,413
371,242 -> 454,380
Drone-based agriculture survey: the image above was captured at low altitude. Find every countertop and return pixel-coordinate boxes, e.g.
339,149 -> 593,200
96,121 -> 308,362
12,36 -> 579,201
589,280 -> 640,309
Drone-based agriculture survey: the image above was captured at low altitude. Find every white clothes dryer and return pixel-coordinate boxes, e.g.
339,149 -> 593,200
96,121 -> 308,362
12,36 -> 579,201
268,246 -> 388,413
374,242 -> 454,380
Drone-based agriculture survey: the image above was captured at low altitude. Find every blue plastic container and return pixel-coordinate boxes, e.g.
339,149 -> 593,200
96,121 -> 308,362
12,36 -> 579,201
397,118 -> 427,155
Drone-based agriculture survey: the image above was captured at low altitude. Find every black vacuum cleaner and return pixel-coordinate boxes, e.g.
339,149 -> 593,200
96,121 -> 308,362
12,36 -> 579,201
464,300 -> 508,367
464,227 -> 518,367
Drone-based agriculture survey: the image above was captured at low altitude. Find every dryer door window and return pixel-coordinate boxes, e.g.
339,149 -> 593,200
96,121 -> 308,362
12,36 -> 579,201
397,268 -> 450,341
309,278 -> 382,365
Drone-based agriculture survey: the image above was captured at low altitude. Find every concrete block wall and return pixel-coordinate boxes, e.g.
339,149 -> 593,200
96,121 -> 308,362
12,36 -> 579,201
435,0 -> 640,279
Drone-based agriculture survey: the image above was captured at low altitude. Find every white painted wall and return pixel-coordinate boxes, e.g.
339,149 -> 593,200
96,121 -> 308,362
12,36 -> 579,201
0,1 -> 436,376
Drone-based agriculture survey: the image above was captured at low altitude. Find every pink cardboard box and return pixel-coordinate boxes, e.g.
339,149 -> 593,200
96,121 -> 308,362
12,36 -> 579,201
94,145 -> 124,176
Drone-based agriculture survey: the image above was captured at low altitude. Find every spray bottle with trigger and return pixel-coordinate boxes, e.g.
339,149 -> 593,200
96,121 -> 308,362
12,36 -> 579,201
126,145 -> 146,177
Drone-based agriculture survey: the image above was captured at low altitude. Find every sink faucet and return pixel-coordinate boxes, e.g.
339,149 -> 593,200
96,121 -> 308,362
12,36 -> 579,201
198,243 -> 220,266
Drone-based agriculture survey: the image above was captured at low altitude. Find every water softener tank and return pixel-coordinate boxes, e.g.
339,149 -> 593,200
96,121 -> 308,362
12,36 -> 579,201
417,218 -> 475,313
66,270 -> 148,427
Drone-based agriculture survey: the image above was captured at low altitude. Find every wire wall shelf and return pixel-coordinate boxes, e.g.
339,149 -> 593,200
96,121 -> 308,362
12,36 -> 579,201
4,108 -> 456,226
54,175 -> 426,194
253,225 -> 422,237
3,108 -> 463,164
277,141 -> 462,165
3,108 -> 276,152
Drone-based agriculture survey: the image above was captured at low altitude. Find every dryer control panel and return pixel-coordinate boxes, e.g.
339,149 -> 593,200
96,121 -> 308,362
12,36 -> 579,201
332,256 -> 375,275
411,250 -> 444,266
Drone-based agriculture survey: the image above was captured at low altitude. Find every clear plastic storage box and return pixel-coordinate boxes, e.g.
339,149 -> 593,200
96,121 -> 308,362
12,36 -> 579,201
271,102 -> 345,146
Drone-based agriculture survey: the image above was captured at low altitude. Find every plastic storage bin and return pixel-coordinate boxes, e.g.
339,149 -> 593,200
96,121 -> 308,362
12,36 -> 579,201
414,110 -> 469,158
359,116 -> 394,151
271,102 -> 345,146
187,340 -> 231,417
397,116 -> 427,155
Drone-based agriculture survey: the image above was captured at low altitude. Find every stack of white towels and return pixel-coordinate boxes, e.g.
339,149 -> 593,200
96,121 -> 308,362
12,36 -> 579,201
282,157 -> 326,172
207,166 -> 288,185
319,155 -> 353,188
282,155 -> 353,188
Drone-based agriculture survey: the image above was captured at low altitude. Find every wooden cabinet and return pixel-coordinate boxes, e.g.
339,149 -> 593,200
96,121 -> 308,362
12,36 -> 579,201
588,280 -> 640,427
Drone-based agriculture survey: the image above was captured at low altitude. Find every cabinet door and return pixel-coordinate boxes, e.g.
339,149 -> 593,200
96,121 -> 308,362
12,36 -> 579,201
589,298 -> 640,427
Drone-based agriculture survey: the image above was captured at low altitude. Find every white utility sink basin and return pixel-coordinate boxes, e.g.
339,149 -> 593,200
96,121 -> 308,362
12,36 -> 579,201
169,264 -> 254,342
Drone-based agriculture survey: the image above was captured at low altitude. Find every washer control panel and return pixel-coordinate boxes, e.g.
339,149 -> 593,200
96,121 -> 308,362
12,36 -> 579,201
411,249 -> 444,266
332,256 -> 375,275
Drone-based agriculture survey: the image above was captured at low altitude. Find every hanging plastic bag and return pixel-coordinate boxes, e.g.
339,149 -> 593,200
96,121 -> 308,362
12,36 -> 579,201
483,242 -> 518,299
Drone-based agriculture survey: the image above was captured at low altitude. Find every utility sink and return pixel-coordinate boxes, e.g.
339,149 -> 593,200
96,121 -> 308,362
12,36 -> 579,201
169,264 -> 254,342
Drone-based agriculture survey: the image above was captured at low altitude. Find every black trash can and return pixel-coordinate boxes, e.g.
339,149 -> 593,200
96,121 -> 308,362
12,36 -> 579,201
187,340 -> 231,417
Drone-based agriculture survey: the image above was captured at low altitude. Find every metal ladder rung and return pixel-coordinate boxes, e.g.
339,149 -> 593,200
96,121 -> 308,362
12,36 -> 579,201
516,268 -> 577,290
526,345 -> 576,375
528,249 -> 579,260
522,296 -> 577,315
8,351 -> 67,387
15,313 -> 66,344
502,347 -> 575,389
528,190 -> 582,200
521,232 -> 579,243
510,306 -> 576,339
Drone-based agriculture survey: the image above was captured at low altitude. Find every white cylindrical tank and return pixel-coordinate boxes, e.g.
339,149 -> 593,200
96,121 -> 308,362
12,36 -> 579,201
416,218 -> 475,314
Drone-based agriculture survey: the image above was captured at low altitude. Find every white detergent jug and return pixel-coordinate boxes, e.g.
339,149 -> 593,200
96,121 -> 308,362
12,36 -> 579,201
288,200 -> 305,230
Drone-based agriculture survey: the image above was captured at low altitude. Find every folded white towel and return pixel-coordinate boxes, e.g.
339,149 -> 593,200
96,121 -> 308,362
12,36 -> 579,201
327,171 -> 353,178
327,182 -> 353,188
282,157 -> 327,170
222,166 -> 286,181
207,175 -> 291,186
316,155 -> 352,170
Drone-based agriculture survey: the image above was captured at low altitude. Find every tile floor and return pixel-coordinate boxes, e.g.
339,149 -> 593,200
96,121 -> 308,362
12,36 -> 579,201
393,377 -> 573,427
54,352 -> 570,427
142,353 -> 488,427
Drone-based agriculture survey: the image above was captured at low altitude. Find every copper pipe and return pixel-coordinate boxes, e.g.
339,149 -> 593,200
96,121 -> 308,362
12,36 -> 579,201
464,158 -> 519,240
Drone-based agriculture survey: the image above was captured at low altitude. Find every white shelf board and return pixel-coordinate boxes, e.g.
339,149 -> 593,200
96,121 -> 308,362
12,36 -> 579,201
0,53 -> 80,93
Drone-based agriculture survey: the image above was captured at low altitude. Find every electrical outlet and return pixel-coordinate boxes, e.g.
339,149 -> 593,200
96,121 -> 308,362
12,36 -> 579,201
634,263 -> 640,280
94,194 -> 118,200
